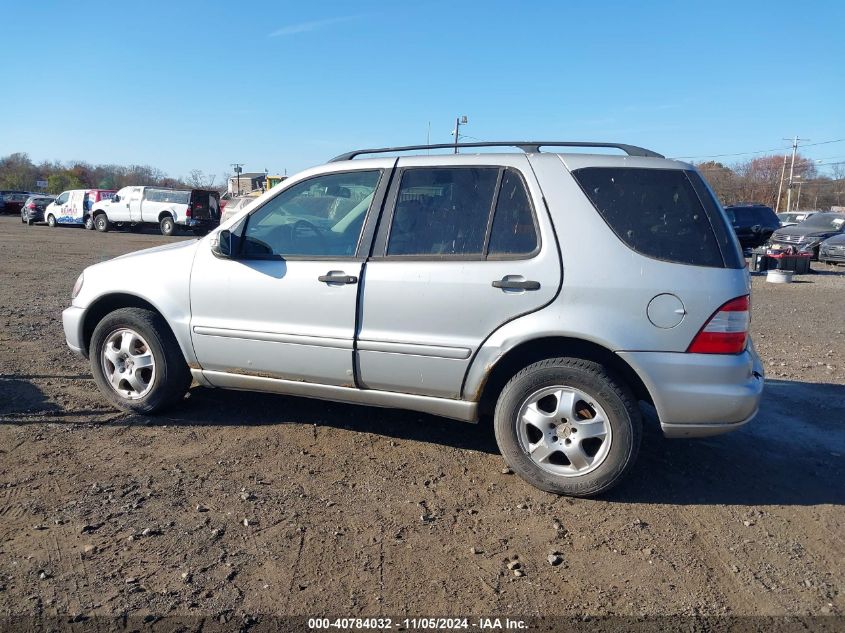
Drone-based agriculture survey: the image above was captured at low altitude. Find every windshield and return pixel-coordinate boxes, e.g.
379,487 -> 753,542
801,214 -> 845,230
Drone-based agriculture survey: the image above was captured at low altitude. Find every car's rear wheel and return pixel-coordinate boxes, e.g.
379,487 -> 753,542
160,216 -> 175,236
494,357 -> 641,497
94,213 -> 110,232
89,308 -> 191,414
84,215 -> 95,230
47,214 -> 56,228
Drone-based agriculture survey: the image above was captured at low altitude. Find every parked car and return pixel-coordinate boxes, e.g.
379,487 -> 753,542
219,195 -> 256,223
768,212 -> 845,259
90,186 -> 220,235
62,141 -> 764,497
724,203 -> 780,250
777,211 -> 817,227
818,233 -> 845,265
44,189 -> 116,228
20,195 -> 56,225
0,191 -> 35,215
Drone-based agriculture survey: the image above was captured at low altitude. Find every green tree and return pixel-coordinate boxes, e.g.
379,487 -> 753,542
47,171 -> 85,194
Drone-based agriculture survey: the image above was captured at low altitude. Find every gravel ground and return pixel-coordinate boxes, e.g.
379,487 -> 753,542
0,216 -> 842,626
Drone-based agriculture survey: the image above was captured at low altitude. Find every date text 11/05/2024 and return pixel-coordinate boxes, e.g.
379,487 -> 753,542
307,617 -> 528,630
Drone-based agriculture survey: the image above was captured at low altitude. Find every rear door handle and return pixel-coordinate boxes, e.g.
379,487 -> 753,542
318,271 -> 358,284
492,276 -> 540,291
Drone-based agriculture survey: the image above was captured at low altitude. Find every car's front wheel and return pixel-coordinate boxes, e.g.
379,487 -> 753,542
494,357 -> 641,497
47,214 -> 56,227
89,308 -> 191,414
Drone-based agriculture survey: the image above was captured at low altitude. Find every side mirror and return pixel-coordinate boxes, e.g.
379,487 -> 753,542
112,195 -> 120,202
211,229 -> 235,258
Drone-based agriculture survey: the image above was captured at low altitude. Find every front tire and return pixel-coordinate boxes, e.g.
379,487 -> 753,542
494,357 -> 641,497
94,213 -> 110,232
160,216 -> 175,236
89,308 -> 191,414
47,214 -> 56,227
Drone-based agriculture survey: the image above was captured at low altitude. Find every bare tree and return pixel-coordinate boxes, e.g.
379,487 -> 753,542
187,170 -> 216,189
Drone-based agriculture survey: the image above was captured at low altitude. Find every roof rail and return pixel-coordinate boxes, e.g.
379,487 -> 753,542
329,141 -> 664,162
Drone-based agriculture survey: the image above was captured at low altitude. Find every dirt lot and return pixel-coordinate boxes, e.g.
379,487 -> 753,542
0,215 -> 843,625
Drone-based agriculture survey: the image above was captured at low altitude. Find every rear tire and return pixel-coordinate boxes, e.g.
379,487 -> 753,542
47,214 -> 56,228
84,215 -> 95,230
94,213 -> 110,232
160,216 -> 175,236
89,308 -> 191,415
494,357 -> 641,497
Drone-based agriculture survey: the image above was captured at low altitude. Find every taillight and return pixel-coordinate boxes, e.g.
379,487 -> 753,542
26,202 -> 36,209
186,204 -> 192,218
687,296 -> 749,354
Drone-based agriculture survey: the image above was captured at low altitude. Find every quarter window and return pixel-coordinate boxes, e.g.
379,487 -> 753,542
241,170 -> 381,258
488,169 -> 538,256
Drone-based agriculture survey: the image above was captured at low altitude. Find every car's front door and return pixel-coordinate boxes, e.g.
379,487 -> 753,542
190,164 -> 391,386
356,155 -> 562,399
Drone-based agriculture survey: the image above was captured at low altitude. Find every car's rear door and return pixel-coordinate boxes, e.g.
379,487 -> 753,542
356,154 -> 561,399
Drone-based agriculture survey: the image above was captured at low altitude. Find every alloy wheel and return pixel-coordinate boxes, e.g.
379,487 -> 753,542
516,385 -> 612,477
100,328 -> 156,400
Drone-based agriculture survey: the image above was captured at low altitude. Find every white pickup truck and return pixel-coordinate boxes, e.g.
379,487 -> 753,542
90,186 -> 220,236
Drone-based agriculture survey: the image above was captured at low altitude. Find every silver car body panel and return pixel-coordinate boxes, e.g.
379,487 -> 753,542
63,239 -> 201,365
196,369 -> 477,421
356,153 -> 561,399
63,150 -> 765,434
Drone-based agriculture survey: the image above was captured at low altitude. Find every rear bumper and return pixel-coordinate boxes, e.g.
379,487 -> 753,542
768,239 -> 821,257
62,305 -> 87,358
182,218 -> 218,228
618,343 -> 764,438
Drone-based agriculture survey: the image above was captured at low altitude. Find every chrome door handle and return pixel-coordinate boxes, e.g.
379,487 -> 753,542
492,277 -> 540,290
318,272 -> 358,284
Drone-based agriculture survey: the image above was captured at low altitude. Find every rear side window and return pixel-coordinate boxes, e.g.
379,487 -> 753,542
388,167 -> 499,256
572,167 -> 738,268
386,167 -> 540,258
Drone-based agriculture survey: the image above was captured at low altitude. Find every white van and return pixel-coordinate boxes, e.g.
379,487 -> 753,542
44,189 -> 116,228
90,186 -> 220,235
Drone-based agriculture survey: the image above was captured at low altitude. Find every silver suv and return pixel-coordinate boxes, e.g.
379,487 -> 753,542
63,141 -> 764,496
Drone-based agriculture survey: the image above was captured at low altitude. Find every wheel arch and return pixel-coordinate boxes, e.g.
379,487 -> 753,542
81,293 -> 174,357
158,209 -> 175,222
474,336 -> 655,418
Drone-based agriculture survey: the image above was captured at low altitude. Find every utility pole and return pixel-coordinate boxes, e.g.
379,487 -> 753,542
783,136 -> 808,213
230,163 -> 243,196
775,152 -> 788,212
453,115 -> 468,153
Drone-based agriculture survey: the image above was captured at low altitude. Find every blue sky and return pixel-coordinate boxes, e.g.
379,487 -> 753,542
3,0 -> 844,182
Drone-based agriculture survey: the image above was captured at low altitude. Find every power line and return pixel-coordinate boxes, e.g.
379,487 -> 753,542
672,137 -> 845,160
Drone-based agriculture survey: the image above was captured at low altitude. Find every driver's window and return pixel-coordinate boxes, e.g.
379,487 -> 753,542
242,170 -> 381,258
55,192 -> 69,205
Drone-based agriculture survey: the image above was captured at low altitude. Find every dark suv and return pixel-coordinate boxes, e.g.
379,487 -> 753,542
724,204 -> 780,250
